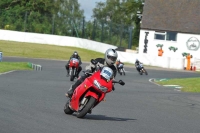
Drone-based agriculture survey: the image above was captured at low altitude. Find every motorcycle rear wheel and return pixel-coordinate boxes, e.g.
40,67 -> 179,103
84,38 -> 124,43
64,100 -> 74,114
77,97 -> 96,118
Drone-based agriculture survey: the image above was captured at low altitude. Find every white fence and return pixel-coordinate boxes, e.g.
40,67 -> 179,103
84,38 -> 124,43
0,29 -> 117,54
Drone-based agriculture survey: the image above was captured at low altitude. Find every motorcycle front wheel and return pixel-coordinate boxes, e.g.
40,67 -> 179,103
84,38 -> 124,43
70,69 -> 75,81
119,69 -> 122,75
143,68 -> 148,75
77,97 -> 96,118
122,68 -> 125,75
64,99 -> 74,114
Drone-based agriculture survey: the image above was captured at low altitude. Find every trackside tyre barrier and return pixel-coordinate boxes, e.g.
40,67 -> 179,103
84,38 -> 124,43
27,62 -> 42,71
0,51 -> 2,62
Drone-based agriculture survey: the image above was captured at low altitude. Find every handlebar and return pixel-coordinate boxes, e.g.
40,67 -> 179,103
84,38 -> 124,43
112,80 -> 125,85
83,70 -> 125,86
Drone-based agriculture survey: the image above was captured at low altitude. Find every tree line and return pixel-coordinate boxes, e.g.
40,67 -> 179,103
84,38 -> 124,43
0,0 -> 144,49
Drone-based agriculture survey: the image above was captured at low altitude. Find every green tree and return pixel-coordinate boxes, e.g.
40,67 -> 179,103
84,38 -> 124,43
90,0 -> 144,48
0,0 -> 60,32
123,0 -> 144,47
55,0 -> 84,36
0,0 -> 84,36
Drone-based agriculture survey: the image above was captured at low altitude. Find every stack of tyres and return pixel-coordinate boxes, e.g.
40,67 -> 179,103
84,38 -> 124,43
0,52 -> 2,62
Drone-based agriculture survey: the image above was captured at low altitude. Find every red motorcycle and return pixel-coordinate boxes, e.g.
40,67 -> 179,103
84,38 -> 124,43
64,59 -> 125,118
68,58 -> 80,81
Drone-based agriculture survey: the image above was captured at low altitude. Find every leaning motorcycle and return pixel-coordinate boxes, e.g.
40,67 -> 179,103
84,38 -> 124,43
64,59 -> 125,118
68,58 -> 80,81
118,63 -> 125,76
137,63 -> 148,75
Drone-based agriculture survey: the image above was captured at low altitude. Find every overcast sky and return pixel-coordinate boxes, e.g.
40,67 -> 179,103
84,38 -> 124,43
78,0 -> 106,20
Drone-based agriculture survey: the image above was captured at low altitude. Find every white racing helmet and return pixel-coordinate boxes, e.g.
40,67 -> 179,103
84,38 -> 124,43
105,48 -> 118,66
73,51 -> 78,58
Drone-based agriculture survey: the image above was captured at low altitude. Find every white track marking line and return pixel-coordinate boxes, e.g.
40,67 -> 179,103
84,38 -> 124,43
149,78 -> 161,86
149,78 -> 182,92
0,71 -> 15,76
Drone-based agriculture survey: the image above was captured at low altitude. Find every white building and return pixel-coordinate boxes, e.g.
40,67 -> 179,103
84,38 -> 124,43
138,0 -> 200,69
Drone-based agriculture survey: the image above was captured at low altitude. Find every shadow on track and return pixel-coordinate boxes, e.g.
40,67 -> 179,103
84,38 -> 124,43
84,114 -> 137,121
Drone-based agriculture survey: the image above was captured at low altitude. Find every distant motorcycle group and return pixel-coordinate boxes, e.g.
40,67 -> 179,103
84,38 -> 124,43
116,59 -> 148,76
65,53 -> 148,81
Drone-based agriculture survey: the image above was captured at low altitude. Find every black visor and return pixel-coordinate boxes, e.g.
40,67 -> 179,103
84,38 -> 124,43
107,55 -> 117,61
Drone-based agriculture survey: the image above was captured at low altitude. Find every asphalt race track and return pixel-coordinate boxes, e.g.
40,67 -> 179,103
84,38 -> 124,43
1,57 -> 200,133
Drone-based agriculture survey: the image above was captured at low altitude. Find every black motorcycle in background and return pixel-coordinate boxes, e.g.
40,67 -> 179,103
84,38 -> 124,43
117,63 -> 126,75
136,63 -> 148,75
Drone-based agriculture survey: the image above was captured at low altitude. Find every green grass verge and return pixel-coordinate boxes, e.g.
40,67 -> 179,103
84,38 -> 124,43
0,62 -> 32,73
155,78 -> 200,92
0,40 -> 103,62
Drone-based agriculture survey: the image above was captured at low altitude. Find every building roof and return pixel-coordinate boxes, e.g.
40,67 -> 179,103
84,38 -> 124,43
141,0 -> 200,34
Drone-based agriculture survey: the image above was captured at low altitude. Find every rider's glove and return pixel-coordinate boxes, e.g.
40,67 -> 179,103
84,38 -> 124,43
112,82 -> 116,91
84,69 -> 92,76
97,62 -> 104,71
97,62 -> 104,67
85,69 -> 92,73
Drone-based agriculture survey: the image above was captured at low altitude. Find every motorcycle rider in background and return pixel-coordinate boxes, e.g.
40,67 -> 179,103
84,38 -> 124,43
65,51 -> 82,77
65,48 -> 118,98
116,59 -> 124,73
135,59 -> 142,72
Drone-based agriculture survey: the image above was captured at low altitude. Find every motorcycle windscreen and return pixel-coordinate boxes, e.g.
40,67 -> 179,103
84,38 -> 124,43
100,67 -> 113,81
70,58 -> 79,67
118,63 -> 123,68
70,58 -> 79,63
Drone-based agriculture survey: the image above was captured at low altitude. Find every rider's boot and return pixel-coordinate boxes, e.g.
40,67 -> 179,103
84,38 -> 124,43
117,69 -> 120,73
65,64 -> 70,77
65,79 -> 82,98
65,85 -> 73,98
76,71 -> 79,78
66,69 -> 69,77
77,67 -> 82,78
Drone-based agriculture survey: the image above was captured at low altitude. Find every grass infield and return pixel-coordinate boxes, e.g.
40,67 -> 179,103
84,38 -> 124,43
0,62 -> 32,73
155,78 -> 200,92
